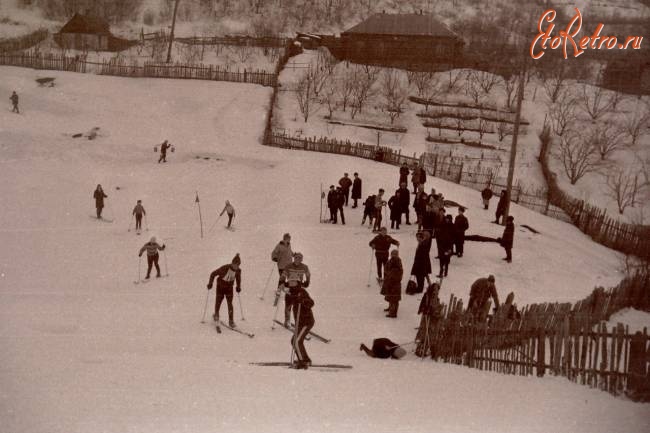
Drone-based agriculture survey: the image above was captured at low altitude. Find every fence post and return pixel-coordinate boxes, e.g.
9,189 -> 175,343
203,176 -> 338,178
457,162 -> 463,184
536,328 -> 546,377
626,330 -> 649,400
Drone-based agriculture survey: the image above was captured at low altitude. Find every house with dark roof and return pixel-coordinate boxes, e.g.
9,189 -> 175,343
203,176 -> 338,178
339,12 -> 464,70
54,13 -> 133,52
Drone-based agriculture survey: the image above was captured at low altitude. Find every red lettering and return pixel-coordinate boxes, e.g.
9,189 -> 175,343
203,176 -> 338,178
560,8 -> 583,58
590,24 -> 604,49
530,9 -> 556,60
632,36 -> 643,49
606,37 -> 617,49
579,36 -> 589,49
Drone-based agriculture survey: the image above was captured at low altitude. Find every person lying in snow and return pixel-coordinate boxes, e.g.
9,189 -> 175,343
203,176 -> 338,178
360,338 -> 407,359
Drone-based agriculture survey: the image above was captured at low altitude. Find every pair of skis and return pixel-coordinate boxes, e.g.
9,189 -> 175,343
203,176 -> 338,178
272,319 -> 330,343
216,320 -> 254,338
250,361 -> 352,371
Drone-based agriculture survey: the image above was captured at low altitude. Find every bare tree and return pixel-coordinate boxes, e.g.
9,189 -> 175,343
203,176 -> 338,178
497,121 -> 513,142
622,104 -> 650,148
555,131 -> 599,185
465,72 -> 483,104
295,70 -> 315,122
547,89 -> 577,137
321,74 -> 339,118
578,82 -> 615,121
477,115 -> 491,144
336,66 -> 356,112
540,58 -> 570,103
315,47 -> 338,76
380,69 -> 408,125
455,117 -> 464,137
474,69 -> 500,95
588,121 -> 625,160
349,65 -> 377,120
502,74 -> 517,110
605,168 -> 644,214
443,69 -> 464,93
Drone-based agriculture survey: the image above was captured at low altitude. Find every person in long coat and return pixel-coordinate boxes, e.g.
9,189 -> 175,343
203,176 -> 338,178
399,162 -> 410,186
396,182 -> 411,225
351,172 -> 362,208
408,231 -> 432,295
500,215 -> 515,263
93,184 -> 107,219
453,207 -> 469,257
494,190 -> 509,224
381,249 -> 403,318
436,215 -> 454,277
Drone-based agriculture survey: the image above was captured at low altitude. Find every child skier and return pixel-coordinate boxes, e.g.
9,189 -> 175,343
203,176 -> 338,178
219,200 -> 236,228
278,252 -> 311,327
206,254 -> 242,328
132,200 -> 146,232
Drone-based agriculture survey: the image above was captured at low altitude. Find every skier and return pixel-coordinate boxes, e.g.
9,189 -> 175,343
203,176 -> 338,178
359,338 -> 407,359
407,230 -> 432,295
138,236 -> 166,279
271,233 -> 293,294
481,187 -> 493,210
453,207 -> 469,257
132,200 -> 146,232
278,252 -> 311,327
381,249 -> 403,318
494,189 -> 509,224
338,173 -> 353,207
219,200 -> 236,228
93,184 -> 107,219
468,275 -> 500,322
499,215 -> 515,263
158,140 -> 171,163
206,254 -> 242,327
10,91 -> 19,113
399,162 -> 409,186
369,227 -> 400,282
396,182 -> 411,225
351,172 -> 362,208
327,185 -> 338,223
388,191 -> 401,230
361,193 -> 376,227
290,282 -> 315,369
372,189 -> 386,232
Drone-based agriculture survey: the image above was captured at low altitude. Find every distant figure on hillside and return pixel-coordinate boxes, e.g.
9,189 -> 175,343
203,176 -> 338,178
158,140 -> 171,163
494,190 -> 509,224
10,91 -> 19,113
499,215 -> 515,263
468,275 -> 500,321
132,200 -> 146,231
481,187 -> 493,210
338,173 -> 353,207
351,172 -> 362,208
93,184 -> 107,219
220,200 -> 236,228
360,338 -> 407,359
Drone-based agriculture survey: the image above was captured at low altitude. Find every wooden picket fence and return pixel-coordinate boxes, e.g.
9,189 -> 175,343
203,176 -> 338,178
0,28 -> 48,53
175,34 -> 291,48
415,272 -> 650,400
0,52 -> 278,87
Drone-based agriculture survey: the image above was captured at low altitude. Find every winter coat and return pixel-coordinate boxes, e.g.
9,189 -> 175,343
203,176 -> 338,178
160,141 -> 171,154
271,240 -> 293,270
414,191 -> 428,213
435,222 -> 454,256
281,262 -> 311,289
370,338 -> 401,359
399,166 -> 410,184
132,203 -> 146,216
396,186 -> 410,210
418,287 -> 443,316
339,176 -> 352,192
411,232 -> 432,276
363,195 -> 376,213
352,177 -> 362,199
327,190 -> 337,209
481,188 -> 493,200
220,203 -> 235,216
369,234 -> 399,256
10,93 -> 18,104
291,287 -> 315,327
468,278 -> 500,312
139,241 -> 164,257
93,189 -> 107,208
381,256 -> 403,302
418,167 -> 427,185
335,189 -> 345,207
388,195 -> 401,220
501,221 -> 514,249
454,214 -> 469,239
208,264 -> 241,295
496,192 -> 509,213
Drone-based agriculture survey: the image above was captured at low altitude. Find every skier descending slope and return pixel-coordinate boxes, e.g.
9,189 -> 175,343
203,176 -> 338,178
132,200 -> 146,233
290,283 -> 315,370
207,254 -> 242,328
277,252 -> 310,327
138,237 -> 166,279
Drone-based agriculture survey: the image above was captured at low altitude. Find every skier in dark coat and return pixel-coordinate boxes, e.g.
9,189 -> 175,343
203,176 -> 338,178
481,187 -> 493,210
138,236 -> 166,279
207,254 -> 242,327
369,227 -> 400,281
468,275 -> 500,322
361,194 -> 376,226
453,207 -> 469,257
338,173 -> 353,206
399,162 -> 410,186
396,182 -> 411,225
327,185 -> 338,223
351,173 -> 362,208
132,200 -> 146,231
435,215 -> 454,277
360,338 -> 407,359
499,215 -> 515,263
408,230 -> 432,294
291,284 -> 315,369
494,190 -> 509,224
388,192 -> 401,230
93,184 -> 107,219
380,249 -> 403,317
10,91 -> 19,113
158,140 -> 171,163
335,186 -> 346,224
415,282 -> 443,358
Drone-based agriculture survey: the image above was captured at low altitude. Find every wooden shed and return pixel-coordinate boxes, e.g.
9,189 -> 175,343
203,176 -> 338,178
339,12 -> 464,70
54,13 -> 133,52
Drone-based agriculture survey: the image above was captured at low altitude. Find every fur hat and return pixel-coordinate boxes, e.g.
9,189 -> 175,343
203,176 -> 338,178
488,274 -> 495,283
231,253 -> 241,265
293,252 -> 303,260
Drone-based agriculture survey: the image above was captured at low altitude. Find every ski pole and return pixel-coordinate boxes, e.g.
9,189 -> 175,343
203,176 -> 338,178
136,255 -> 141,283
145,214 -> 149,231
271,291 -> 282,329
208,215 -> 223,234
237,293 -> 246,321
200,289 -> 210,323
162,247 -> 169,276
259,265 -> 276,300
366,248 -> 374,287
290,303 -> 301,366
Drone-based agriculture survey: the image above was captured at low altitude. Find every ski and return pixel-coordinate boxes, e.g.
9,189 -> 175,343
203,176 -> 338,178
272,319 -> 311,340
137,275 -> 170,284
272,320 -> 330,343
219,320 -> 254,338
250,361 -> 352,369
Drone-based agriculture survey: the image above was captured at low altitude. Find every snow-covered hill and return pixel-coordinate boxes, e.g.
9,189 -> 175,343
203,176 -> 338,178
1,66 -> 648,433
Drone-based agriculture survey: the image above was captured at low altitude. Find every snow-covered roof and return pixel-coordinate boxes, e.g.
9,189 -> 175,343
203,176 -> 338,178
343,13 -> 460,39
59,13 -> 111,35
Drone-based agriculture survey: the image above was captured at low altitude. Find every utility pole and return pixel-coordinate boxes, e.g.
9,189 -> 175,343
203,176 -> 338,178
166,0 -> 180,63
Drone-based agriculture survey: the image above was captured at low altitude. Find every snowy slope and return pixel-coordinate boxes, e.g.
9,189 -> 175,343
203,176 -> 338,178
0,66 -> 648,433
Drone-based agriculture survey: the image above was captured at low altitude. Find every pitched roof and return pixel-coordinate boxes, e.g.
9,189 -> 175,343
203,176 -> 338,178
343,13 -> 460,39
59,13 -> 111,35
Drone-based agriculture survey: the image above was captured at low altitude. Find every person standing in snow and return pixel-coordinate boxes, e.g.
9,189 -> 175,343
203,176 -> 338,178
453,207 -> 469,257
327,185 -> 338,223
388,191 -> 401,230
158,140 -> 171,163
481,187 -> 493,210
335,186 -> 346,224
207,254 -> 242,327
10,91 -> 19,113
499,215 -> 515,263
381,249 -> 403,318
132,200 -> 146,231
290,283 -> 315,369
271,233 -> 293,292
278,252 -> 311,327
351,173 -> 362,208
138,236 -> 166,279
415,282 -> 443,358
468,275 -> 500,322
407,230 -> 432,295
361,193 -> 376,227
93,184 -> 107,219
372,189 -> 386,232
399,162 -> 410,186
494,189 -> 509,224
360,338 -> 407,359
396,182 -> 411,225
369,227 -> 400,283
435,215 -> 454,278
219,200 -> 236,228
338,173 -> 353,207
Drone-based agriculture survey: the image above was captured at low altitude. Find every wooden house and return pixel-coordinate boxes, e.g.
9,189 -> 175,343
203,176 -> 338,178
54,13 -> 133,52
